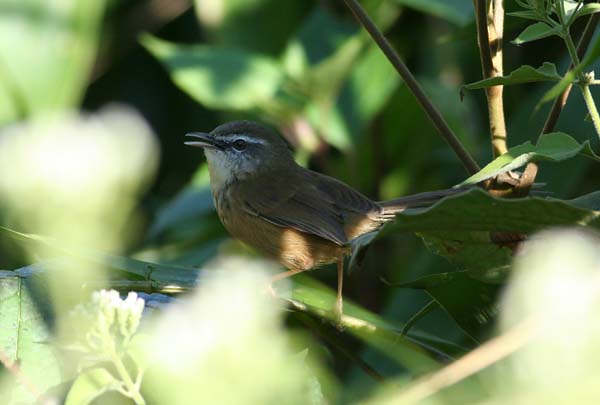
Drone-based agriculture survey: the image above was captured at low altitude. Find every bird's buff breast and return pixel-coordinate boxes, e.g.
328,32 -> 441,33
214,189 -> 347,271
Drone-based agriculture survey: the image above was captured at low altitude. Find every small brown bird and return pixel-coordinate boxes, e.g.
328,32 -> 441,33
186,121 -> 461,317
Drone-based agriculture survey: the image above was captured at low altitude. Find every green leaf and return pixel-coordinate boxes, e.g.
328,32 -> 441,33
511,22 -> 562,45
141,34 -> 284,111
65,367 -> 121,405
507,10 -> 545,21
462,63 -> 561,91
397,271 -> 501,341
0,272 -> 61,403
289,275 -> 467,371
386,188 -> 600,234
574,4 -> 600,20
458,132 -> 600,186
0,0 -> 106,123
393,0 -> 474,26
420,231 -> 512,279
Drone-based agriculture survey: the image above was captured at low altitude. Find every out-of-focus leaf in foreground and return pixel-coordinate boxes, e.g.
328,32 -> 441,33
142,257 -> 334,405
0,0 -> 107,124
0,271 -> 60,403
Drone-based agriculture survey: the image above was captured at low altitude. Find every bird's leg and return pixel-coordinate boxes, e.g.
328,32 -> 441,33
268,268 -> 306,297
334,258 -> 344,322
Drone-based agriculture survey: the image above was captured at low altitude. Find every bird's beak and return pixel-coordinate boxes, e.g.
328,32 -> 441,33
185,132 -> 222,149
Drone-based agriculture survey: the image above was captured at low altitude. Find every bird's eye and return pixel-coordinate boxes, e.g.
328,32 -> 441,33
232,139 -> 247,151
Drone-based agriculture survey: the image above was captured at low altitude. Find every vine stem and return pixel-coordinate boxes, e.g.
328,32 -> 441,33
581,84 -> 600,138
110,348 -> 146,405
341,0 -> 481,175
563,26 -> 600,141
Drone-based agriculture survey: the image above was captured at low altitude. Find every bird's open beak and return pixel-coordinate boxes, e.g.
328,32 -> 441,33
185,132 -> 222,149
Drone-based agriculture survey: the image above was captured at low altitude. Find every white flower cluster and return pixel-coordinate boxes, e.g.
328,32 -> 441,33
70,290 -> 145,354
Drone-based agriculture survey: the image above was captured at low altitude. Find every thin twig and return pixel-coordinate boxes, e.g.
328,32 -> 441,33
392,317 -> 537,404
474,0 -> 507,157
341,0 -> 481,175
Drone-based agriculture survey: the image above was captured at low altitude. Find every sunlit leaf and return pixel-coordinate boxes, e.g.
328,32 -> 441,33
0,0 -> 106,123
0,272 -> 61,403
141,34 -> 284,111
458,132 -> 600,186
65,367 -> 121,405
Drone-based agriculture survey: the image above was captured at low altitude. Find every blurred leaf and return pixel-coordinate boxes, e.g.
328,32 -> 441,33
289,275 -> 468,370
0,0 -> 106,123
385,188 -> 600,234
194,0 -> 310,54
393,0 -> 474,26
459,132 -> 600,186
147,187 -> 214,240
338,44 -> 402,141
65,367 -> 121,405
462,62 -> 561,91
0,226 -> 200,291
511,22 -> 561,45
141,34 -> 284,111
398,271 -> 501,341
0,271 -> 61,403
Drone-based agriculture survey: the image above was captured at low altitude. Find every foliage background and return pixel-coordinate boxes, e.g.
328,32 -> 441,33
1,0 -> 600,403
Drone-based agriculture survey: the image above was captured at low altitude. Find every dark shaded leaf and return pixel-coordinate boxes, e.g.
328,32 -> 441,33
511,22 -> 561,45
386,188 -> 600,234
397,271 -> 501,341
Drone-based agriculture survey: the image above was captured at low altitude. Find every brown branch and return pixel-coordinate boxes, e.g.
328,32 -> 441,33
474,0 -> 507,158
341,0 -> 481,176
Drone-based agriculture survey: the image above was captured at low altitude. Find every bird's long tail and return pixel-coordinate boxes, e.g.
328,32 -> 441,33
378,187 -> 469,216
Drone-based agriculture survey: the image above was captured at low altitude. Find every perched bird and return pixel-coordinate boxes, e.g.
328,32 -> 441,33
186,121 -> 461,318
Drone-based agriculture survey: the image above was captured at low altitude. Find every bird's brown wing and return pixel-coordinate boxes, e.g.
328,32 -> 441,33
236,170 -> 356,246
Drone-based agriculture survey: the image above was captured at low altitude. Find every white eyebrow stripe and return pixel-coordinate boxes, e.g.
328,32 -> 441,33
220,134 -> 268,145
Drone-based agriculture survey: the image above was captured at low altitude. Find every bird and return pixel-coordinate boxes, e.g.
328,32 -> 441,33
185,120 -> 463,319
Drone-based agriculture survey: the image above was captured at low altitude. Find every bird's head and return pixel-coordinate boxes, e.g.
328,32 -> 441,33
185,121 -> 294,188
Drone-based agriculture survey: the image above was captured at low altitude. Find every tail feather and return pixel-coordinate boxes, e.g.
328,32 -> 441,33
378,187 -> 469,215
